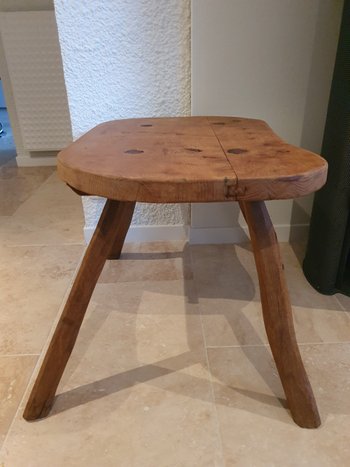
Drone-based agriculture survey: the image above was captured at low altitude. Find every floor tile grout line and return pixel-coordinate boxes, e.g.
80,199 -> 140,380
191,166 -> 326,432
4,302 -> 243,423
197,307 -> 227,467
206,341 -> 350,349
189,248 -> 226,467
0,252 -> 84,452
0,353 -> 40,358
0,356 -> 40,453
299,340 -> 350,346
334,293 -> 350,314
3,231 -> 350,459
3,242 -> 86,248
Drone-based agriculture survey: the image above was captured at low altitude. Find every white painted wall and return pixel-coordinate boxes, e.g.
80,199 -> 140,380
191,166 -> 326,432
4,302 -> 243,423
54,0 -> 191,237
191,0 -> 343,243
52,0 -> 342,243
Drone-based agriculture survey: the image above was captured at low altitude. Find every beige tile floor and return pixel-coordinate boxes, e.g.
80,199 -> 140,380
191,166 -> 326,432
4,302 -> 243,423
1,166 -> 350,466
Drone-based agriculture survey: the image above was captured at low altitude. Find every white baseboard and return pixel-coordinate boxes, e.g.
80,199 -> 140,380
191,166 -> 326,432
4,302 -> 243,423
16,155 -> 57,167
84,224 -> 189,244
283,223 -> 310,242
189,226 -> 249,244
189,223 -> 309,244
83,223 -> 309,244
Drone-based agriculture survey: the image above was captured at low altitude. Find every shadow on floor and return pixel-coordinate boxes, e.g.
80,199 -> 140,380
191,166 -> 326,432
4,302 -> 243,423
40,244 -> 295,426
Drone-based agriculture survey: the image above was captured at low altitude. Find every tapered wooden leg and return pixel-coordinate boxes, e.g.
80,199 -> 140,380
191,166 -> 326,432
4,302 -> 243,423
23,199 -> 133,421
239,200 -> 321,428
108,201 -> 135,259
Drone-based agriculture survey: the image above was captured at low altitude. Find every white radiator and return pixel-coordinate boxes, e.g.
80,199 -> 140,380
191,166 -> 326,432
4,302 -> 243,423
0,11 -> 71,151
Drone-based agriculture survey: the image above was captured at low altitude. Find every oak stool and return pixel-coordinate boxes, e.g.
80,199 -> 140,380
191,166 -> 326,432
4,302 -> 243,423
23,117 -> 327,428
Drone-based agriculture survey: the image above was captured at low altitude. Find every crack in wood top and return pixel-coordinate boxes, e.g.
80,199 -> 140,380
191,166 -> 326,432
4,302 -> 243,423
57,116 -> 327,203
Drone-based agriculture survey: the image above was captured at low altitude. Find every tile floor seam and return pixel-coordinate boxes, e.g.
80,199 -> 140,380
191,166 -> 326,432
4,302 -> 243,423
2,242 -> 86,248
206,344 -> 270,349
198,327 -> 227,467
334,293 -> 350,314
0,354 -> 40,358
0,356 -> 42,453
298,341 -> 350,346
0,252 -> 85,452
206,341 -> 350,349
3,165 -> 350,465
189,249 -> 226,467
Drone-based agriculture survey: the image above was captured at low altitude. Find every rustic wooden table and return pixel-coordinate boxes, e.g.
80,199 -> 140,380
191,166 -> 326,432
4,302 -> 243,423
23,117 -> 327,428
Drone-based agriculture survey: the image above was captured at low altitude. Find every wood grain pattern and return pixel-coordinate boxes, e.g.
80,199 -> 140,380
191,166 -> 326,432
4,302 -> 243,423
23,200 -> 133,420
24,117 -> 324,426
240,200 -> 321,428
108,201 -> 135,259
57,117 -> 327,203
208,117 -> 326,201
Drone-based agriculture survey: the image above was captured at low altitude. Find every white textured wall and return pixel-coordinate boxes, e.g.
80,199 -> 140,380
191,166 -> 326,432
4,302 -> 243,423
54,0 -> 191,231
0,0 -> 56,166
191,0 -> 343,242
1,11 -> 72,151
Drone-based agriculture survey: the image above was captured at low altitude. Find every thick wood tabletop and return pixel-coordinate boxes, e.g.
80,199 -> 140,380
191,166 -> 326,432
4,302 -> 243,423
57,117 -> 327,203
